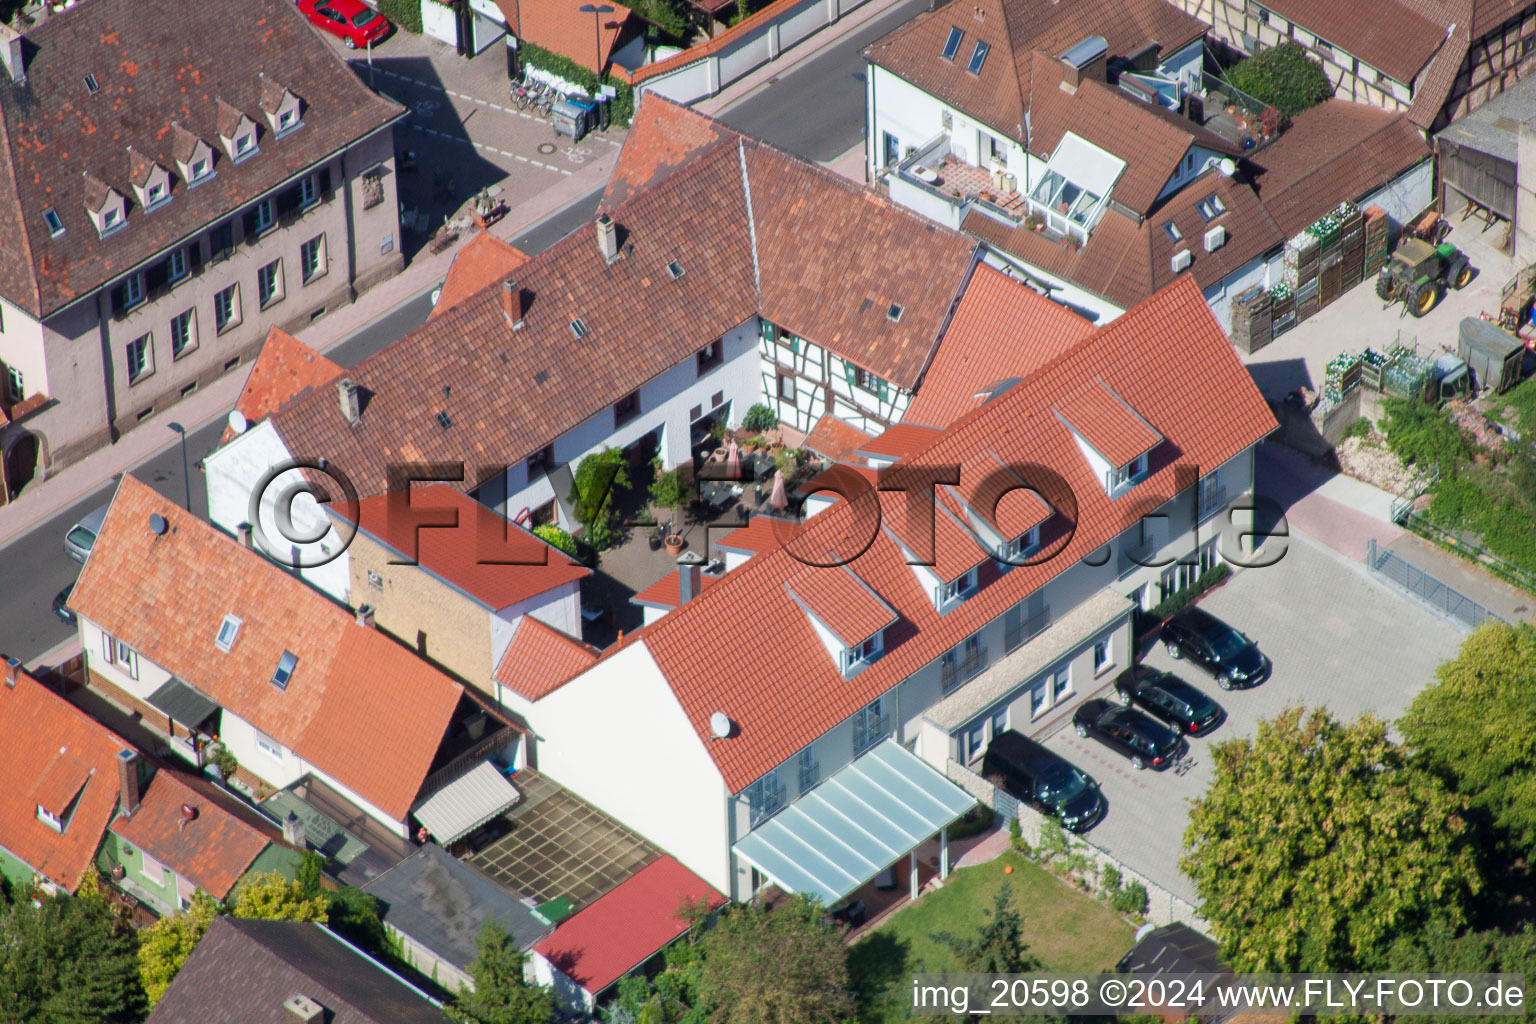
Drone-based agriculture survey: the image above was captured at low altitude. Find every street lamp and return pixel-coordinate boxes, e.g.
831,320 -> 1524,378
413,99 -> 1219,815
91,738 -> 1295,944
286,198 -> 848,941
167,421 -> 191,513
578,4 -> 614,79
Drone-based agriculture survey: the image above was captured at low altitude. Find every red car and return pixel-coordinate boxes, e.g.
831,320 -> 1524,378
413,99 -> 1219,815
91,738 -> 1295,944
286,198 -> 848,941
296,0 -> 391,48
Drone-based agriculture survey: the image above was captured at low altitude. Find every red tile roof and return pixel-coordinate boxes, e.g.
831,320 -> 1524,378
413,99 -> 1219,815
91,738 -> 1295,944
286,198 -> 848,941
906,264 -> 1094,428
493,617 -> 600,702
859,422 -> 947,456
112,770 -> 270,899
803,414 -> 873,464
429,233 -> 531,321
335,485 -> 589,611
637,276 -> 1277,792
68,476 -> 464,821
1055,379 -> 1162,465
532,855 -> 724,994
493,0 -> 636,73
630,570 -> 724,611
227,329 -> 345,442
715,514 -> 798,555
0,670 -> 129,892
787,565 -> 898,646
1261,0 -> 1448,84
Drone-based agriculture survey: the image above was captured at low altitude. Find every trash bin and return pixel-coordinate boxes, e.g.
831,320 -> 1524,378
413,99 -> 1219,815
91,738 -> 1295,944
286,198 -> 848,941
552,96 -> 597,142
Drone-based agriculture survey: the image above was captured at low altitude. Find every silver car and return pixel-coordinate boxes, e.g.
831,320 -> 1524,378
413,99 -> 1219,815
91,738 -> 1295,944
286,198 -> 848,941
64,503 -> 111,565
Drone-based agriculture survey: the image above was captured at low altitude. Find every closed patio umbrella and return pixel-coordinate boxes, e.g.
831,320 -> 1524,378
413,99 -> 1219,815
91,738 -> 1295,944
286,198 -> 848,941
769,469 -> 788,509
726,439 -> 741,480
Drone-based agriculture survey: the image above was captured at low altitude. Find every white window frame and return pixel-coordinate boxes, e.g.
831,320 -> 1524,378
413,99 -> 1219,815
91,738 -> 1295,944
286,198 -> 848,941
214,283 -> 240,333
300,234 -> 326,283
938,566 -> 979,608
1093,637 -> 1112,674
126,334 -> 154,385
962,718 -> 986,762
189,157 -> 210,183
121,272 -> 144,309
1109,452 -> 1149,493
843,631 -> 883,673
170,308 -> 197,359
257,258 -> 284,309
298,175 -> 318,209
233,131 -> 256,161
250,199 -> 273,235
4,366 -> 22,402
999,524 -> 1041,563
255,731 -> 283,760
167,247 -> 189,283
215,614 -> 241,652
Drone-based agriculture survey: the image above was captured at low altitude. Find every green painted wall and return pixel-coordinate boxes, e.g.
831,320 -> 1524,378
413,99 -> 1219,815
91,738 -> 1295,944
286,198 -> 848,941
0,845 -> 38,892
97,831 -> 179,915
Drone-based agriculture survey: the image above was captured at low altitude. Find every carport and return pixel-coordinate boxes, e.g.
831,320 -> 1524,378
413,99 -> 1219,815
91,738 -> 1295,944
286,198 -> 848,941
1433,75 -> 1536,237
732,740 -> 975,905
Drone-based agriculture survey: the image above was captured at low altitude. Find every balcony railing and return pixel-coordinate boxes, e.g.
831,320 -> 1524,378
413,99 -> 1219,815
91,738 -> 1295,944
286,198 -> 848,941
1004,609 -> 1050,652
798,759 -> 821,795
851,712 -> 891,756
1197,487 -> 1230,525
415,726 -> 513,803
748,777 -> 785,828
942,646 -> 990,694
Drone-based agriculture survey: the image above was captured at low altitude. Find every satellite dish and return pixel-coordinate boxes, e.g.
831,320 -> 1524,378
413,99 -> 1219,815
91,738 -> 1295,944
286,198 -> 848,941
1217,158 -> 1236,178
709,711 -> 733,739
227,409 -> 248,435
148,513 -> 169,536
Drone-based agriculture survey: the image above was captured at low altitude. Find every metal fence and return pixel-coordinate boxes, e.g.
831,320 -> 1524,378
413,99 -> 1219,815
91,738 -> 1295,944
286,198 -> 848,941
1366,538 -> 1508,632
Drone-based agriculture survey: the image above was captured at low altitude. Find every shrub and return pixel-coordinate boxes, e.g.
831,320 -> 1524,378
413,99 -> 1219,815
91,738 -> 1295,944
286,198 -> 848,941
649,461 -> 690,518
533,524 -> 578,556
208,743 -> 238,779
1341,416 -> 1374,442
1111,880 -> 1149,916
947,802 -> 996,840
1380,397 -> 1471,469
743,403 -> 778,432
1100,866 -> 1123,897
1224,42 -> 1332,118
570,448 -> 630,551
1144,563 -> 1231,625
517,39 -> 636,127
1007,815 -> 1025,852
377,0 -> 422,34
1426,476 -> 1484,530
1036,822 -> 1071,862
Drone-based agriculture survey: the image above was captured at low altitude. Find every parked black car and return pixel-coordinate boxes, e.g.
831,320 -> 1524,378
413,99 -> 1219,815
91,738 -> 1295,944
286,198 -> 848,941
1114,665 -> 1223,736
52,583 -> 75,626
981,729 -> 1104,832
1072,699 -> 1183,770
1159,607 -> 1268,689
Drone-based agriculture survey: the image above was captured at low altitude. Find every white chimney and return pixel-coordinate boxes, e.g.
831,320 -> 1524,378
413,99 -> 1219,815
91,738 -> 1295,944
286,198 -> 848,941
355,604 -> 375,629
282,812 -> 307,848
0,23 -> 25,85
284,994 -> 324,1022
338,378 -> 362,426
596,214 -> 619,263
3,657 -> 20,688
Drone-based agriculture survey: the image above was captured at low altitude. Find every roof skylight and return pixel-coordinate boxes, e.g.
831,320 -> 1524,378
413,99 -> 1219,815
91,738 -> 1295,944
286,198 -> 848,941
966,41 -> 990,75
272,650 -> 298,690
941,27 -> 964,61
215,614 -> 242,653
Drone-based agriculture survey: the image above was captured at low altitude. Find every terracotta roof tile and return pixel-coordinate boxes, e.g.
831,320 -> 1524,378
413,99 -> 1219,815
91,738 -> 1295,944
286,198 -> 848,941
1261,0 -> 1449,83
1407,14 -> 1469,130
429,233 -> 531,321
1055,378 -> 1162,465
228,328 -> 345,441
68,476 -> 463,821
600,98 -> 737,210
493,0 -> 635,73
638,276 -> 1277,792
336,485 -> 589,610
532,855 -> 724,993
803,414 -> 873,464
493,618 -> 601,702
786,564 -> 898,646
859,422 -> 947,455
112,770 -> 269,899
0,0 -> 405,319
631,570 -> 724,610
906,264 -> 1093,428
715,514 -> 798,555
0,671 -> 128,892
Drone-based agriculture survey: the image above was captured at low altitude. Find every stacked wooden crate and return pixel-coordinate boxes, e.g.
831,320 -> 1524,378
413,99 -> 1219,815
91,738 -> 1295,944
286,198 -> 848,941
1270,283 -> 1296,338
1339,203 -> 1365,291
1363,205 -> 1389,276
1230,286 -> 1273,354
1284,231 -> 1322,322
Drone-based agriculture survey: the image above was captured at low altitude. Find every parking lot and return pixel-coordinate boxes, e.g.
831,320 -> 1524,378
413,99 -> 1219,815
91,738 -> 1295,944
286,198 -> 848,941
1044,534 -> 1465,904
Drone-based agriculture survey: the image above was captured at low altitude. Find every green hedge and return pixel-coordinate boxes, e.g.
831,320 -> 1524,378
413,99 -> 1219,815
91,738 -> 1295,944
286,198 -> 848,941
518,39 -> 635,127
1141,563 -> 1232,629
1224,42 -> 1331,118
378,0 -> 423,34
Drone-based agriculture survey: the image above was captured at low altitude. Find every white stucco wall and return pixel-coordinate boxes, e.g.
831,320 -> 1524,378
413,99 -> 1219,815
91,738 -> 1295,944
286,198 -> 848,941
421,0 -> 459,45
532,641 -> 733,894
868,67 -> 1028,180
0,296 -> 49,399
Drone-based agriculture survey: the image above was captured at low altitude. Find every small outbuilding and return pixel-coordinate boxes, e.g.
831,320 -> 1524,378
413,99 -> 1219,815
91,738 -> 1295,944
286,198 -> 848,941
1458,317 -> 1526,394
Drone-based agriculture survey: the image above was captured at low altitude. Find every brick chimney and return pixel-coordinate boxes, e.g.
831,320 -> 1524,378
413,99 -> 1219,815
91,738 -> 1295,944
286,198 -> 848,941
4,657 -> 21,688
338,378 -> 362,426
116,750 -> 142,819
282,812 -> 307,848
596,214 -> 619,263
501,279 -> 525,327
355,604 -> 375,629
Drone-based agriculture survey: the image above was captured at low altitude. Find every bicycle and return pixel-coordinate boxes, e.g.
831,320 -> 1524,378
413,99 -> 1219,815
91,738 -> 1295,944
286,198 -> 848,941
510,83 -> 532,111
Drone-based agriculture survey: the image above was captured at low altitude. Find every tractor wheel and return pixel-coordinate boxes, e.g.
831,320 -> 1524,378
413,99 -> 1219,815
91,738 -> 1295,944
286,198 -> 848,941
1409,281 -> 1439,318
1375,274 -> 1394,301
1453,261 -> 1473,289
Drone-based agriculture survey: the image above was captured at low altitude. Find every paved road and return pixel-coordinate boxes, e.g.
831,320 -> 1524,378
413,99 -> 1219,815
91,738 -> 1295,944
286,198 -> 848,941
0,8 -> 915,664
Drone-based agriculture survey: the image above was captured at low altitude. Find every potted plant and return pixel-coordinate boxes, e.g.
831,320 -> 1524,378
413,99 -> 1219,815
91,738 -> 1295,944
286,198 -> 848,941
665,532 -> 686,556
650,460 -> 689,552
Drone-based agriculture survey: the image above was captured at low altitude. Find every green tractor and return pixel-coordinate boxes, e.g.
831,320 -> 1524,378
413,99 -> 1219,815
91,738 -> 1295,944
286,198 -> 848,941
1375,239 -> 1473,318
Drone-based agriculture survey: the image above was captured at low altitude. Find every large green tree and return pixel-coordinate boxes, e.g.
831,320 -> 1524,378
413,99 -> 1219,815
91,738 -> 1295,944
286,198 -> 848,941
229,871 -> 330,922
1400,622 -> 1536,853
1387,916 -> 1536,1024
1225,42 -> 1332,118
445,920 -> 555,1024
138,890 -> 221,1007
1182,706 -> 1482,971
694,896 -> 855,1024
0,886 -> 146,1023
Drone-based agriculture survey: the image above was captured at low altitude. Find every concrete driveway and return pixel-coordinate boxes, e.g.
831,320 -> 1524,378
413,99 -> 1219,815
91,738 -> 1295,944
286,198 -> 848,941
1043,534 -> 1464,904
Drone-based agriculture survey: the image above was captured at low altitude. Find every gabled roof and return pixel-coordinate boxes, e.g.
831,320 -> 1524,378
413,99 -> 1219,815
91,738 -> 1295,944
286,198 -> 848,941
148,918 -> 443,1023
112,769 -> 272,899
715,514 -> 797,556
0,669 -> 128,892
0,0 -> 405,319
864,0 -> 1206,144
803,414 -> 873,464
226,328 -> 345,442
429,233 -> 531,321
1259,0 -> 1448,84
600,95 -> 737,209
906,264 -> 1094,428
1055,378 -> 1161,465
637,276 -> 1277,791
335,485 -> 589,611
493,0 -> 635,73
267,96 -> 976,499
859,421 -> 947,455
630,570 -> 725,612
532,855 -> 724,995
493,617 -> 601,702
786,565 -> 898,646
68,476 -> 464,821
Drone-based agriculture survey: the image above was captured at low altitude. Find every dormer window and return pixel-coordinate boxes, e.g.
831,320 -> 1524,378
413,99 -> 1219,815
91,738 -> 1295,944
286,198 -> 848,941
217,101 -> 260,164
938,566 -> 979,608
998,524 -> 1041,563
147,182 -> 166,206
1109,452 -> 1149,491
234,133 -> 255,159
190,158 -> 209,181
103,208 -> 120,228
278,109 -> 296,132
260,79 -> 303,139
842,631 -> 884,674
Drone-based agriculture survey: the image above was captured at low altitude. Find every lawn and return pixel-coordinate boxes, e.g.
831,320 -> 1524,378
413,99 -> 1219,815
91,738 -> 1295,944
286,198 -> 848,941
847,850 -> 1135,1022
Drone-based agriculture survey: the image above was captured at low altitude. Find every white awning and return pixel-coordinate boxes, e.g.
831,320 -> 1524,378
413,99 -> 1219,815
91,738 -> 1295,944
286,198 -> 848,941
1046,132 -> 1126,199
732,740 -> 975,906
412,762 -> 521,845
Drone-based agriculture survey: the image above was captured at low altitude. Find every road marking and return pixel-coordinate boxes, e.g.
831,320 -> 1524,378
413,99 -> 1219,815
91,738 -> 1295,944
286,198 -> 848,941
404,122 -> 570,174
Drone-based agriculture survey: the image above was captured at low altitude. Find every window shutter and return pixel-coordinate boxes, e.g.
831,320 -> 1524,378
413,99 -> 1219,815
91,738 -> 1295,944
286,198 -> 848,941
144,259 -> 170,294
241,208 -> 257,239
187,241 -> 204,275
317,167 -> 332,198
109,283 -> 126,317
843,361 -> 857,387
275,186 -> 300,217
